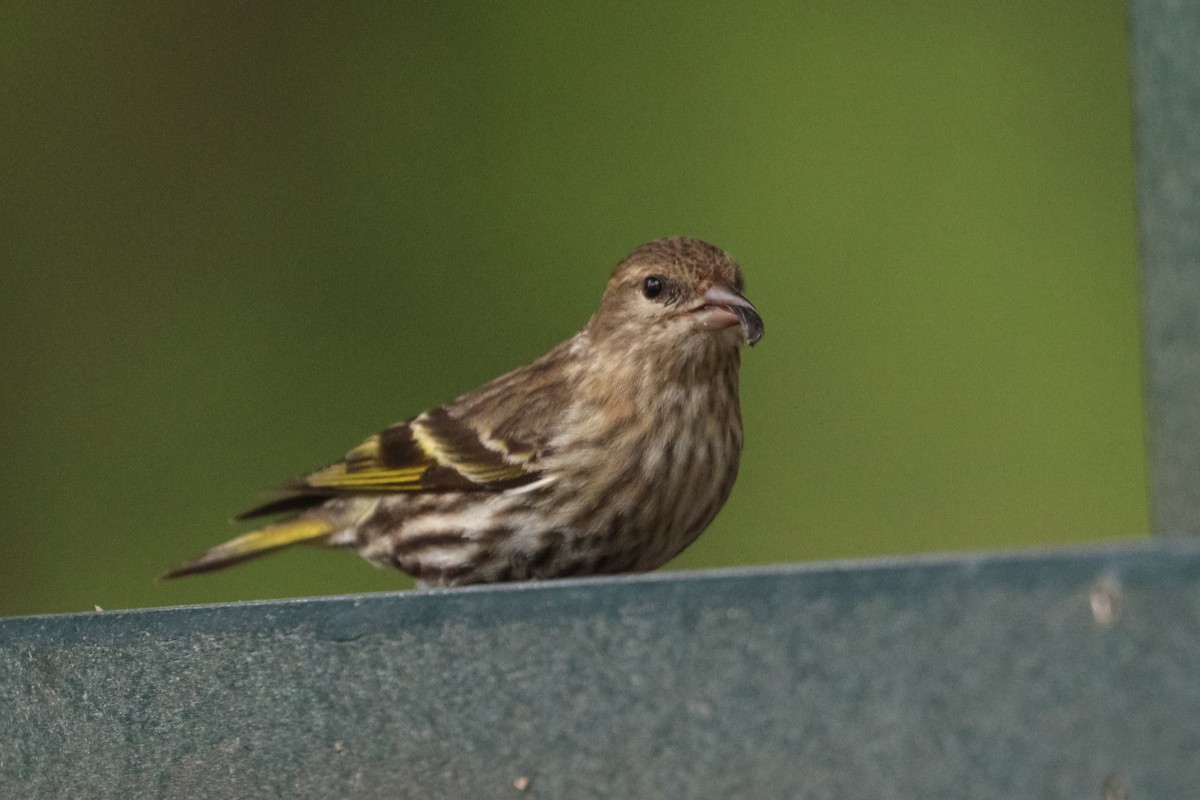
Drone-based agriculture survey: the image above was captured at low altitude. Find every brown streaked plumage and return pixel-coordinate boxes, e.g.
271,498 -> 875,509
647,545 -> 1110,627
163,236 -> 763,586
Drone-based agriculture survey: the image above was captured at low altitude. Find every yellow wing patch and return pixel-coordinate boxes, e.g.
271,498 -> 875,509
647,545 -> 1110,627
305,432 -> 432,491
410,419 -> 532,485
306,464 -> 430,490
299,410 -> 539,494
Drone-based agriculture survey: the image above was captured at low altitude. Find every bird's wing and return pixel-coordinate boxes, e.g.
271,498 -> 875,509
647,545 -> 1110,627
302,406 -> 542,494
237,338 -> 577,521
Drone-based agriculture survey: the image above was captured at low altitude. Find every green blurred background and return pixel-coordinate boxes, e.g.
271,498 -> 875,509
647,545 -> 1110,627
1,2 -> 1146,616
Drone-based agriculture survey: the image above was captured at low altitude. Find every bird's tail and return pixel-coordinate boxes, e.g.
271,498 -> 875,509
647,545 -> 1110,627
159,518 -> 334,580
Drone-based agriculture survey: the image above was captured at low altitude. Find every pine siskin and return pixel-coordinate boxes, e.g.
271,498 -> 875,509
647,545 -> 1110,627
163,236 -> 764,586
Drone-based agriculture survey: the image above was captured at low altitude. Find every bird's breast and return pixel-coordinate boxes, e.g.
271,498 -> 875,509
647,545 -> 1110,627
536,363 -> 743,570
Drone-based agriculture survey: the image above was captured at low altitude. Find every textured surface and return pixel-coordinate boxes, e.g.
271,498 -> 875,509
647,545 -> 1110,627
2,540 -> 1199,799
1133,0 -> 1200,533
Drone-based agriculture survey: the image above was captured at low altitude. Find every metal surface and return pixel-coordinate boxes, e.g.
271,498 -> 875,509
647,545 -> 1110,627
2,540 -> 1199,799
1132,0 -> 1200,533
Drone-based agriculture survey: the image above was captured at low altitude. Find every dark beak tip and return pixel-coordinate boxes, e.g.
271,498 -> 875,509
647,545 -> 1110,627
732,305 -> 764,346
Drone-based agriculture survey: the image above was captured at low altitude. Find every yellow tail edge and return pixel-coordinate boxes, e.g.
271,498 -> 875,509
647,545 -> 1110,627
159,518 -> 333,581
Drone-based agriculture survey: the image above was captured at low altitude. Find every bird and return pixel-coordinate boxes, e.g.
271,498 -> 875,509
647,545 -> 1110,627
162,236 -> 764,586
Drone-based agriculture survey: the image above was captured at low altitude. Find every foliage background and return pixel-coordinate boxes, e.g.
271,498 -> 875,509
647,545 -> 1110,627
1,2 -> 1145,616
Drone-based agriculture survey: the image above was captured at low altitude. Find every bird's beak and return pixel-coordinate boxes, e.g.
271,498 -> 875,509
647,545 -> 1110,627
696,283 -> 764,346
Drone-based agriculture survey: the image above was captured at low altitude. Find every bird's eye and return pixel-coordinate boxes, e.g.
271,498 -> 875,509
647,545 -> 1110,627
642,275 -> 665,300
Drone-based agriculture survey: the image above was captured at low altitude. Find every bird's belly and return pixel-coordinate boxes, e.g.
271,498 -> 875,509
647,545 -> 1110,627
358,412 -> 741,585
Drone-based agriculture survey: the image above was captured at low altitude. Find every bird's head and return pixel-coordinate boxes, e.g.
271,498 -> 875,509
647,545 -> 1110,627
587,237 -> 764,352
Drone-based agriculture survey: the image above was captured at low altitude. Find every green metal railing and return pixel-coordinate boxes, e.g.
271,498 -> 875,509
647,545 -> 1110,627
3,543 -> 1199,798
1133,0 -> 1200,534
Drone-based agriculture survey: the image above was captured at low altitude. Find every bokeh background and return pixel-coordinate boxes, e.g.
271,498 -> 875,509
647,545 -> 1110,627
2,2 -> 1146,616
